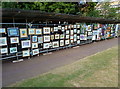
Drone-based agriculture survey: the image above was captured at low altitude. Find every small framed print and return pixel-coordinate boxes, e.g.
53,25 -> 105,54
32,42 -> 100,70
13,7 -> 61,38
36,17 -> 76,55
74,34 -> 77,41
71,25 -> 74,28
43,27 -> 50,34
32,49 -> 39,55
7,28 -> 19,36
54,27 -> 58,32
80,34 -> 87,40
44,35 -> 50,42
36,29 -> 42,35
66,35 -> 69,39
10,47 -> 17,53
74,29 -> 77,33
71,40 -> 74,43
60,40 -> 64,46
77,24 -> 80,28
77,30 -> 80,34
32,43 -> 38,48
77,40 -> 80,44
70,30 -> 74,35
55,34 -> 59,39
43,43 -> 50,49
66,30 -> 69,34
21,40 -> 31,48
32,36 -> 37,42
68,25 -> 71,29
51,35 -> 54,40
0,37 -> 7,46
20,29 -> 28,38
74,25 -> 77,28
28,28 -> 35,35
0,28 -> 6,33
60,34 -> 64,39
52,41 -> 59,48
77,36 -> 80,39
65,40 -> 69,45
70,36 -> 73,40
0,48 -> 8,54
22,50 -> 30,57
87,25 -> 92,31
62,27 -> 65,32
58,25 -> 61,30
38,36 -> 43,44
10,37 -> 19,44
88,32 -> 92,36
65,25 -> 67,30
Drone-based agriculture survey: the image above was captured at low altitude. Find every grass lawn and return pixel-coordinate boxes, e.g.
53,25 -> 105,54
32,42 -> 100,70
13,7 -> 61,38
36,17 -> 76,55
11,46 -> 118,87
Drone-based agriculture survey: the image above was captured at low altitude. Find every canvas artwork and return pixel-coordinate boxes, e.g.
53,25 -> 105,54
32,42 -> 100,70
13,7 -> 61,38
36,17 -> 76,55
60,40 -> 64,46
32,43 -> 38,48
7,28 -> 19,36
70,36 -> 73,40
22,50 -> 30,57
0,28 -> 6,33
54,27 -> 58,32
20,29 -> 28,38
51,28 -> 54,33
28,28 -> 35,35
44,35 -> 50,42
43,27 -> 50,34
10,37 -> 19,44
0,37 -> 7,46
36,29 -> 42,35
52,41 -> 59,48
21,40 -> 31,48
43,43 -> 50,49
80,34 -> 85,40
32,49 -> 39,55
55,34 -> 59,39
38,36 -> 43,44
61,27 -> 65,32
10,47 -> 17,53
88,32 -> 93,36
60,34 -> 64,39
0,48 -> 8,54
51,35 -> 54,40
32,36 -> 37,42
70,30 -> 74,35
74,29 -> 77,33
71,25 -> 74,28
65,40 -> 69,45
66,30 -> 69,34
66,35 -> 69,39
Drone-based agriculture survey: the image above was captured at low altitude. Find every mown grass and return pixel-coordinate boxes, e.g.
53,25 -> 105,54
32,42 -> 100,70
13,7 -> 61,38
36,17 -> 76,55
11,46 -> 118,87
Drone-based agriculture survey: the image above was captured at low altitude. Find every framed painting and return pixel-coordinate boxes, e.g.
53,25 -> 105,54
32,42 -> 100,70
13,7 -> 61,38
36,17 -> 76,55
77,36 -> 80,39
88,32 -> 93,36
28,28 -> 35,35
87,25 -> 92,31
0,37 -> 7,46
10,47 -> 17,53
32,43 -> 38,48
77,40 -> 80,44
52,41 -> 59,48
77,30 -> 80,34
7,28 -> 19,36
51,35 -> 54,40
43,43 -> 50,49
62,27 -> 65,32
0,28 -> 6,33
65,40 -> 69,45
71,40 -> 74,43
66,35 -> 69,39
80,34 -> 85,40
55,34 -> 59,39
74,25 -> 77,28
60,34 -> 64,39
74,29 -> 77,33
54,27 -> 58,32
44,35 -> 50,42
60,40 -> 64,46
0,48 -> 8,54
77,24 -> 80,28
43,27 -> 50,34
22,50 -> 30,57
32,49 -> 39,55
74,34 -> 77,41
21,40 -> 31,48
70,36 -> 73,40
65,25 -> 67,30
70,30 -> 74,35
68,25 -> 71,29
36,29 -> 42,35
32,36 -> 37,42
38,36 -> 43,44
20,29 -> 28,38
51,28 -> 54,33
66,30 -> 69,34
10,37 -> 19,44
58,25 -> 61,30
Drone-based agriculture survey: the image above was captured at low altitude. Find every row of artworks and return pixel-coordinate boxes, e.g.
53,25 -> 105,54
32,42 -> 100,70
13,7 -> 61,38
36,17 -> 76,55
0,23 -> 119,59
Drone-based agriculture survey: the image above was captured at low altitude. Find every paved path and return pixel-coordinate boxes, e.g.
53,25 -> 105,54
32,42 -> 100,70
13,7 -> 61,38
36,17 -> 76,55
2,38 -> 118,87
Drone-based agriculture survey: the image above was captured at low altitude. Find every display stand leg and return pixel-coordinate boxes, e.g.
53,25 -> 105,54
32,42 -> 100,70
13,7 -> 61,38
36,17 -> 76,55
12,53 -> 23,63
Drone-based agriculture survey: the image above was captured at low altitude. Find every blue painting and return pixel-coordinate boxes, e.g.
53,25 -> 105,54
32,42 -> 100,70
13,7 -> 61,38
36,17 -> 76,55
7,28 -> 19,36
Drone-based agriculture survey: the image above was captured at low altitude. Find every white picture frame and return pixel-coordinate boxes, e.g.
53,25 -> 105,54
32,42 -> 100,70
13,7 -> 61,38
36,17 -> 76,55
44,35 -> 50,42
71,30 -> 74,35
52,41 -> 59,48
20,28 -> 28,38
55,34 -> 59,39
28,28 -> 35,35
0,37 -> 7,46
66,30 -> 69,34
60,34 -> 64,39
66,35 -> 69,39
70,36 -> 73,40
43,43 -> 50,49
21,40 -> 31,48
65,40 -> 69,45
77,40 -> 80,44
60,40 -> 64,46
0,28 -> 6,33
36,29 -> 42,35
32,36 -> 37,42
32,43 -> 38,48
38,36 -> 43,44
62,27 -> 65,32
10,37 -> 19,44
43,27 -> 50,34
32,49 -> 39,55
10,47 -> 17,53
54,27 -> 58,32
74,29 -> 77,33
22,50 -> 30,57
0,48 -> 8,54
